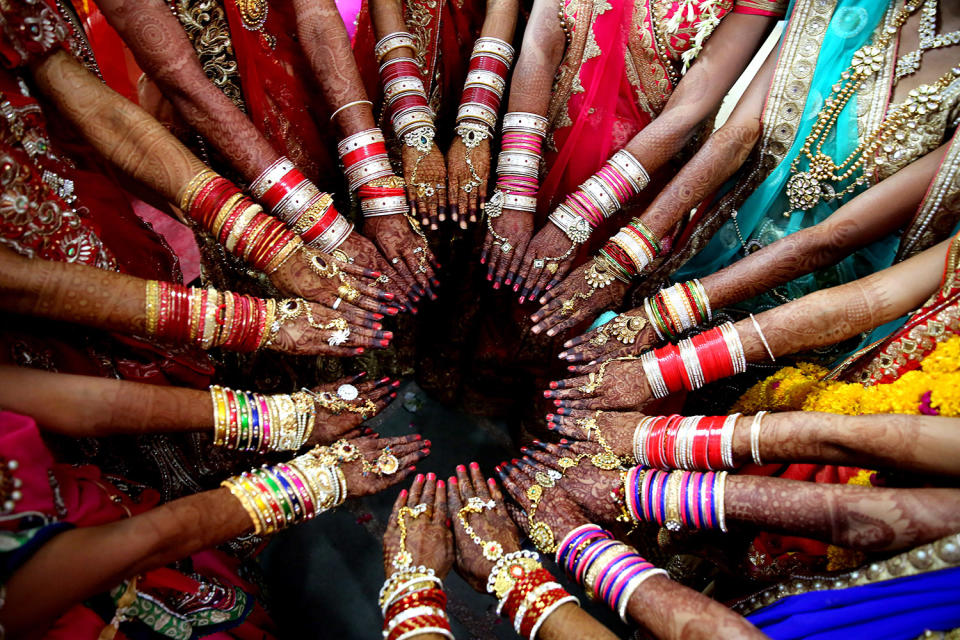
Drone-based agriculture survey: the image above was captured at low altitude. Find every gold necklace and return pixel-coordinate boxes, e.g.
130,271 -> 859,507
784,0 -> 957,215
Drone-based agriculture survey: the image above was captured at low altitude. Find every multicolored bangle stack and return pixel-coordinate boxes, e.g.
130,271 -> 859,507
556,524 -> 667,622
623,467 -> 729,533
548,150 -> 650,247
643,279 -> 712,341
358,176 -> 409,218
210,386 -> 316,453
379,52 -> 435,154
632,414 -> 740,470
380,568 -> 452,640
248,157 -> 353,253
338,129 -> 395,193
497,564 -> 577,639
640,322 -> 747,399
221,446 -> 347,535
454,37 -> 515,192
178,169 -> 302,273
144,281 -> 274,352
597,217 -> 661,281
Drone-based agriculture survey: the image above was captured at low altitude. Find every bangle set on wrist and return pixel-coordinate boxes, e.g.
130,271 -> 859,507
210,385 -> 315,452
338,129 -> 396,192
622,467 -> 730,533
633,414 -> 739,470
641,322 -> 747,399
644,279 -> 712,341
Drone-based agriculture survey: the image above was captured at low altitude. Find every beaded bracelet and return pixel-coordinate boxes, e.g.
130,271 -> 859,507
338,129 -> 396,192
640,322 -> 746,399
555,524 -> 667,622
210,386 -> 316,452
623,467 -> 729,533
179,169 -> 303,270
643,280 -> 712,340
145,281 -> 276,351
633,414 -> 739,470
221,446 -> 347,535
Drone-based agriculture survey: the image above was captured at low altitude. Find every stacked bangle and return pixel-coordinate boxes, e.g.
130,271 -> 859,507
358,177 -> 409,218
490,112 -> 548,212
623,468 -> 730,533
556,524 -> 667,622
145,281 -> 275,351
375,31 -> 416,63
338,129 -> 395,192
179,169 -> 303,273
221,446 -> 347,535
247,156 -> 353,253
456,37 -> 514,136
210,386 -> 316,453
641,322 -> 747,399
644,279 -> 712,340
548,149 -> 650,245
380,56 -> 435,154
597,217 -> 661,280
380,568 -> 452,640
632,414 -> 739,470
498,565 -> 577,639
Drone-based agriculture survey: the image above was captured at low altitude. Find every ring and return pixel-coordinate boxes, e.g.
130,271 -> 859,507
500,241 -> 512,253
532,258 -> 545,269
332,297 -> 342,310
391,257 -> 401,265
413,247 -> 423,254
375,274 -> 390,285
418,265 -> 427,273
337,383 -> 359,401
376,449 -> 400,475
337,284 -> 360,302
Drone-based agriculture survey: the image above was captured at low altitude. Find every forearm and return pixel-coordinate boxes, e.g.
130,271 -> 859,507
702,143 -> 947,309
504,0 -> 565,115
293,0 -> 376,135
537,602 -> 618,640
625,575 -> 764,640
0,366 -> 210,437
731,413 -> 960,476
621,13 -> 774,171
726,477 -> 960,551
0,488 -> 251,637
370,0 -> 415,60
95,0 -> 280,179
735,237 -> 950,362
0,246 -> 146,335
478,0 -> 519,43
31,51 -> 203,203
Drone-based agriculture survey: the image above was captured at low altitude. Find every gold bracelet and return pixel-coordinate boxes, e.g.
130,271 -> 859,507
144,280 -> 159,336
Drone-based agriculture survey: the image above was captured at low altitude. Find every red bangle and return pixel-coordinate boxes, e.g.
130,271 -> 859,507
663,419 -> 680,468
469,56 -> 509,76
261,168 -> 308,212
656,344 -> 684,394
341,142 -> 389,168
298,204 -> 339,244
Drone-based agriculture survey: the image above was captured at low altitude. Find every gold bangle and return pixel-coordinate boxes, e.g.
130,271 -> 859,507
178,169 -> 218,211
144,280 -> 159,336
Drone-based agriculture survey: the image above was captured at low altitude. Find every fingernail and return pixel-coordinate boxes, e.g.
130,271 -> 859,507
409,466 -> 417,472
456,464 -> 466,473
416,473 -> 424,483
356,371 -> 368,379
424,439 -> 432,447
511,458 -> 519,466
383,292 -> 395,301
543,390 -> 553,398
553,399 -> 562,407
373,322 -> 383,331
469,461 -> 479,470
392,380 -> 401,388
518,296 -> 525,304
558,352 -> 567,359
487,272 -> 493,281
560,438 -> 569,444
387,307 -> 399,316
487,478 -> 496,487
513,283 -> 520,292
414,434 -> 422,440
520,446 -> 530,454
480,256 -> 487,265
429,292 -> 438,301
355,348 -> 365,354
373,313 -> 384,320
410,306 -> 418,314
493,281 -> 500,290
371,271 -> 382,278
390,392 -> 397,398
437,480 -> 445,489
450,476 -> 457,485
380,339 -> 390,347
549,381 -> 558,389
383,331 -> 393,339
505,278 -> 511,286
547,424 -> 557,431
495,464 -> 502,473
568,366 -> 576,371
432,279 -> 440,287
558,407 -> 568,415
423,448 -> 430,455
427,472 -> 436,481
400,489 -> 408,498
379,377 -> 390,384
546,413 -> 554,421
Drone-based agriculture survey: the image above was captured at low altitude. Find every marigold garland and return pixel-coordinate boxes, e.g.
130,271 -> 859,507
731,336 -> 960,417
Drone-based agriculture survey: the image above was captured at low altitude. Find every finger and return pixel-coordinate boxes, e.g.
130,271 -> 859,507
486,240 -> 502,288
408,472 -> 425,505
397,449 -> 429,473
367,434 -> 423,450
502,465 -> 534,511
530,292 -> 567,325
544,374 -> 595,396
504,242 -> 526,290
468,185 -> 478,223
401,250 -> 430,292
467,462 -> 490,500
565,398 -> 605,410
524,448 -> 564,471
447,477 -> 469,546
529,265 -> 555,304
388,254 -> 419,295
504,501 -> 530,533
429,190 -> 440,230
471,194 -> 483,225
335,260 -> 384,282
390,439 -> 430,458
486,477 -> 508,518
458,183 -> 469,229
455,463 -> 475,500
544,314 -> 586,339
421,472 -> 437,513
345,276 -> 399,305
434,477 -> 448,523
493,244 -> 513,289
517,253 -> 536,303
448,174 -> 459,221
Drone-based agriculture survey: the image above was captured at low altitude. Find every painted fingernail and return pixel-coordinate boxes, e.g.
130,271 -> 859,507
493,281 -> 501,290
553,399 -> 562,407
373,313 -> 384,320
414,434 -> 422,440
520,446 -> 530,454
416,473 -> 424,483
390,392 -> 397,398
469,461 -> 479,470
437,479 -> 445,489
568,366 -> 576,371
387,307 -> 399,316
432,279 -> 440,287
558,352 -> 567,359
392,380 -> 401,388
400,489 -> 408,498
422,448 -> 431,455
450,476 -> 458,485
543,390 -> 553,398
488,478 -> 496,487
379,377 -> 391,384
511,458 -> 519,465
409,466 -> 417,472
547,424 -> 557,431
549,381 -> 558,389
505,278 -> 512,286
513,283 -> 520,292
560,439 -> 569,444
410,306 -> 418,314
546,413 -> 554,421
456,464 -> 466,473
355,348 -> 365,354
427,472 -> 436,481
383,331 -> 393,339
373,322 -> 383,331
380,339 -> 390,347
518,296 -> 526,304
558,407 -> 569,415
424,439 -> 431,447
494,465 -> 502,473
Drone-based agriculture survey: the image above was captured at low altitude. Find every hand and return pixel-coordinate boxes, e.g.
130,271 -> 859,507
383,472 -> 454,580
363,214 -> 438,301
446,462 -> 523,593
266,298 -> 392,357
270,246 -> 401,317
342,434 -> 431,497
402,143 -> 447,232
336,231 -> 409,304
546,358 -> 654,411
557,308 -> 659,365
481,208 -> 533,291
446,134 -> 490,228
530,262 -> 630,338
543,409 -> 643,459
305,373 -> 400,446
516,224 -> 576,305
519,442 -> 623,526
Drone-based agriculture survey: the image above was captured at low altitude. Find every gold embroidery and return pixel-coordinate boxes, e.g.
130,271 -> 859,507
898,131 -> 960,260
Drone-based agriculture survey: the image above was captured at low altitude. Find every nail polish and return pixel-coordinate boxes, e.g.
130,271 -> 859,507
414,434 -> 422,441
416,473 -> 424,483
423,439 -> 432,447
549,381 -> 558,389
456,464 -> 466,473
543,390 -> 552,398
380,339 -> 390,347
427,472 -> 436,481
450,476 -> 458,485
437,480 -> 445,489
469,461 -> 479,470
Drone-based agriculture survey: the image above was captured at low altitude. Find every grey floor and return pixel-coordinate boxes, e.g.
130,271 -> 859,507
258,381 -> 631,639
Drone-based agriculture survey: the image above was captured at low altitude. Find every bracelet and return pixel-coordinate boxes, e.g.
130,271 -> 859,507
375,31 -> 416,62
750,411 -> 767,465
633,414 -> 739,470
329,99 -> 373,122
623,468 -> 730,533
750,313 -> 776,362
211,386 -> 316,452
640,322 -> 747,398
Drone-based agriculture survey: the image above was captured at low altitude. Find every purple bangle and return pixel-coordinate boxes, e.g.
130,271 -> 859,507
642,469 -> 655,522
599,555 -> 640,604
559,525 -> 605,571
686,470 -> 700,528
655,472 -> 669,526
608,561 -> 652,608
577,539 -> 616,584
279,463 -> 315,515
563,528 -> 608,574
595,552 -> 632,602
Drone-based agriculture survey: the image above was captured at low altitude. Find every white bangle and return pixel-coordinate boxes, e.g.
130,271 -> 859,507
329,99 -> 373,122
750,313 -> 776,362
750,411 -> 767,465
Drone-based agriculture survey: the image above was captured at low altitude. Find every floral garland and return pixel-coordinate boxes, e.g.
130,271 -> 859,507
732,335 -> 960,416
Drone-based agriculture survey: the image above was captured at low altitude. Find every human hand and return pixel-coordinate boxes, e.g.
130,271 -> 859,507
341,434 -> 430,497
402,143 -> 447,232
266,298 -> 392,357
557,308 -> 658,365
335,231 -> 410,304
543,409 -> 643,460
515,224 -> 576,304
363,214 -> 438,301
383,472 -> 454,580
530,260 -> 630,338
545,357 -> 654,411
305,373 -> 400,446
446,133 -> 490,228
446,462 -> 524,593
481,207 -> 533,290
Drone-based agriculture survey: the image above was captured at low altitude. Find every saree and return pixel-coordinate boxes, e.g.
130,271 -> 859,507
0,411 -> 274,640
669,0 -> 960,340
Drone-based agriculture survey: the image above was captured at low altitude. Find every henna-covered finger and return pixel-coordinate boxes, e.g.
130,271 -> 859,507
455,464 -> 475,500
467,462 -> 490,500
420,472 -> 437,513
486,477 -> 509,518
408,472 -> 425,505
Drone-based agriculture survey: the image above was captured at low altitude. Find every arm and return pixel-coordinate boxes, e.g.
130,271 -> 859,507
726,478 -> 960,551
93,0 -> 280,181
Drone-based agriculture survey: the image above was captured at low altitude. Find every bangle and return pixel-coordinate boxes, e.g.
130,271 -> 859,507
375,31 -> 416,62
329,99 -> 373,122
750,313 -> 776,362
750,411 -> 767,465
